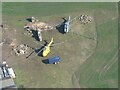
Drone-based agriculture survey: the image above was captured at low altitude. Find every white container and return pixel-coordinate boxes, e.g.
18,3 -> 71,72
7,68 -> 16,78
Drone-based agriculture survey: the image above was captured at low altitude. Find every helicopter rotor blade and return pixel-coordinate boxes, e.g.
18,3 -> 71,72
36,47 -> 45,55
51,42 -> 64,47
25,43 -> 44,59
69,16 -> 78,23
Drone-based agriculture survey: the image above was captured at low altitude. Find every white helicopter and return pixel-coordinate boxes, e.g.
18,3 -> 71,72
57,16 -> 77,33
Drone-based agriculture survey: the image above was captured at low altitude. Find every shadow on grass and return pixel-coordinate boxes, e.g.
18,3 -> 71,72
26,38 -> 49,59
26,18 -> 32,22
35,40 -> 48,57
56,17 -> 67,34
35,47 -> 43,57
32,30 -> 40,41
42,59 -> 49,64
26,47 -> 44,59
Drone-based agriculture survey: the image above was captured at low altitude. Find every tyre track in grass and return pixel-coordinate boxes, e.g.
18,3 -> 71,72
72,13 -> 99,88
98,51 -> 118,80
72,9 -> 118,87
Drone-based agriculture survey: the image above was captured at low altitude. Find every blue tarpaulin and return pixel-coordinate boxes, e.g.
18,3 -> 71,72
48,56 -> 60,64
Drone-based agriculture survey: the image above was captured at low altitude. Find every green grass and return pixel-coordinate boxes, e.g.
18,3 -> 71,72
75,15 -> 118,88
14,67 -> 29,88
2,2 -> 117,18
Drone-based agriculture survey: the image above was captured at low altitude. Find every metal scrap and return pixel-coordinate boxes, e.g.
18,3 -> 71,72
10,39 -> 17,48
79,15 -> 92,24
12,44 -> 31,56
24,22 -> 53,31
24,17 -> 53,42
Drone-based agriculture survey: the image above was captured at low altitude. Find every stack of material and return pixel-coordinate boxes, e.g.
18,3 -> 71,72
10,39 -> 17,48
31,16 -> 39,22
24,22 -> 53,42
0,42 -> 4,46
24,17 -> 53,42
79,15 -> 92,24
12,44 -> 30,56
24,22 -> 53,31
24,17 -> 53,31
31,17 -> 36,22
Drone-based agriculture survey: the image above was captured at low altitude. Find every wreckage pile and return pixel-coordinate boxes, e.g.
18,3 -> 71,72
9,39 -> 32,56
79,15 -> 92,24
24,16 -> 53,31
24,17 -> 53,41
24,22 -> 53,31
12,44 -> 31,56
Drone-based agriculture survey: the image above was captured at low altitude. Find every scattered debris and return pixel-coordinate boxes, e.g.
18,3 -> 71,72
79,15 -> 92,24
26,16 -> 39,23
31,16 -> 39,22
24,17 -> 53,42
0,42 -> 4,46
24,22 -> 53,31
10,39 -> 17,48
12,44 -> 31,56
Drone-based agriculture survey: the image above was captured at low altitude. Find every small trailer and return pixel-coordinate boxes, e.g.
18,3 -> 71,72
47,56 -> 60,64
7,68 -> 16,78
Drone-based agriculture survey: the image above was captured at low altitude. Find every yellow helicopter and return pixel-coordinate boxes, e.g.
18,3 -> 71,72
37,37 -> 54,57
26,37 -> 64,59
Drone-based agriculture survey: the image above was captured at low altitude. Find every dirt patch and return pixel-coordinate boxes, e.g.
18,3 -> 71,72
2,12 -> 97,87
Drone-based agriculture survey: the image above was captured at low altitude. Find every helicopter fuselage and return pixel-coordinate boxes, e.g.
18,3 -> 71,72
64,16 -> 71,33
42,37 -> 53,57
42,46 -> 50,57
64,21 -> 69,33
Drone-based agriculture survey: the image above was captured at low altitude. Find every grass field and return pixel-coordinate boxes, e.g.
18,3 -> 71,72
75,19 -> 118,88
2,2 -> 118,88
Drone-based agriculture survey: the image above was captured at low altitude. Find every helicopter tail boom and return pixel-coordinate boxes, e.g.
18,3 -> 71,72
48,37 -> 54,47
